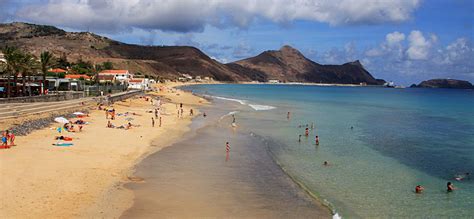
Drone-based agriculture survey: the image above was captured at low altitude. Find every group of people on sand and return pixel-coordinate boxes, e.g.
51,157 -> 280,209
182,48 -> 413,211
63,122 -> 82,132
1,130 -> 15,147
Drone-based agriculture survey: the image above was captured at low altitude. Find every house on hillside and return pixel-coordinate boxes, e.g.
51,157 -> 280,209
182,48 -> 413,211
65,74 -> 91,80
97,74 -> 116,83
49,68 -> 68,74
99,70 -> 131,84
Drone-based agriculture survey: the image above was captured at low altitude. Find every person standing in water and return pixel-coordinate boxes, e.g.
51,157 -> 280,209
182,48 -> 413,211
415,185 -> 424,193
305,128 -> 309,137
315,135 -> 320,145
225,142 -> 230,162
298,135 -> 302,143
287,111 -> 291,120
447,182 -> 455,192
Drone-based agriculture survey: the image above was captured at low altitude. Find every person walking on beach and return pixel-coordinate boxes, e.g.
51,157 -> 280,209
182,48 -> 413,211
315,135 -> 320,145
225,142 -> 230,162
180,108 -> 184,118
152,117 -> 155,127
190,109 -> 194,116
159,116 -> 162,127
155,109 -> 158,119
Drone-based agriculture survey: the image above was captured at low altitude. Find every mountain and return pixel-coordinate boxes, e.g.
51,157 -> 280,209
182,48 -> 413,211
230,45 -> 384,84
0,22 -> 384,84
410,79 -> 474,89
0,22 -> 244,81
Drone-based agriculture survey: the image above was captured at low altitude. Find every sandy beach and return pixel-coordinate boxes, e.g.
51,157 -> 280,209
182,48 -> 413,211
0,83 -> 207,218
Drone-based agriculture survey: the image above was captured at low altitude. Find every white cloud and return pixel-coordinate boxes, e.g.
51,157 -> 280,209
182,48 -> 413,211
15,0 -> 421,33
406,30 -> 435,60
386,31 -> 405,46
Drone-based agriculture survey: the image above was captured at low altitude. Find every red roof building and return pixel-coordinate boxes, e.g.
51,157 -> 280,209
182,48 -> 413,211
65,74 -> 91,80
49,68 -> 67,73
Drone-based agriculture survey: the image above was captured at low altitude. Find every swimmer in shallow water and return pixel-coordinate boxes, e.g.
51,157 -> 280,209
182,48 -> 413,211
447,182 -> 455,192
415,185 -> 424,193
455,172 -> 470,181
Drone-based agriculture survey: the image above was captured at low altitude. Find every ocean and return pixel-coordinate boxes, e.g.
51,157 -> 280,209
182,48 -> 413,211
182,84 -> 474,218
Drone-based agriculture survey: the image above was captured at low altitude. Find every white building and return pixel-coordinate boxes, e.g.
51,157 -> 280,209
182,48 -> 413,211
128,78 -> 151,90
268,79 -> 280,83
99,70 -> 131,84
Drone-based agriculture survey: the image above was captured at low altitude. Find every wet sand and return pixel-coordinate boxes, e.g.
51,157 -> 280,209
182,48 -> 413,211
122,103 -> 331,218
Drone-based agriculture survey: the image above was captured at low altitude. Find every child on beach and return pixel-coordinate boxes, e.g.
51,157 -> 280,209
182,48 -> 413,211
107,120 -> 115,128
225,142 -> 230,162
1,131 -> 7,146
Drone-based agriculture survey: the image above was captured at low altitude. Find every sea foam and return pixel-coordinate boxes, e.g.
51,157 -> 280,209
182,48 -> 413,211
213,96 -> 275,111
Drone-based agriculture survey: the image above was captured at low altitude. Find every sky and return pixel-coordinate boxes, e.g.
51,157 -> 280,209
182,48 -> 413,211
1,0 -> 473,85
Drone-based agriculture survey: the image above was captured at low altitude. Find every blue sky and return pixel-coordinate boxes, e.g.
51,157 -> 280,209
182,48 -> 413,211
1,0 -> 473,85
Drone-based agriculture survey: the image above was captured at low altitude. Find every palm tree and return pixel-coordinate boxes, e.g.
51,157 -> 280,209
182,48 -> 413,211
40,51 -> 55,95
19,53 -> 38,96
2,46 -> 22,98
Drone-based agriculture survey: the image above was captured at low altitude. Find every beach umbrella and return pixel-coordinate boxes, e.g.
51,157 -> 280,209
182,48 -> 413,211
54,117 -> 69,124
73,112 -> 85,115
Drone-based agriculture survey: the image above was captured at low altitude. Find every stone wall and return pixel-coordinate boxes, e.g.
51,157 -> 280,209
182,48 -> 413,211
0,92 -> 85,103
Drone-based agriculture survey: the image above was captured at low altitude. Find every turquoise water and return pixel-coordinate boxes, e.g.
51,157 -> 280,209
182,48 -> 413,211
184,84 -> 474,218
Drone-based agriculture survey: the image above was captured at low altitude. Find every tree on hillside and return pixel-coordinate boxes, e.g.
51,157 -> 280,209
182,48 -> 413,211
71,59 -> 93,74
102,61 -> 113,70
40,51 -> 56,94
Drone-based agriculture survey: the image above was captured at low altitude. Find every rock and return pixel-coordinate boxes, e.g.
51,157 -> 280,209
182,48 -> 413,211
412,79 -> 474,89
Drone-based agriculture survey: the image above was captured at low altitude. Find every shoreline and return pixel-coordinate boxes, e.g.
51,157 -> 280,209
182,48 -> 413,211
121,99 -> 331,218
0,82 -> 207,218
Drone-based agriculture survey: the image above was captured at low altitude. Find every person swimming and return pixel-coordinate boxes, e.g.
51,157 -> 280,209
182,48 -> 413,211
447,182 -> 455,192
415,185 -> 424,193
323,161 -> 329,166
455,172 -> 470,181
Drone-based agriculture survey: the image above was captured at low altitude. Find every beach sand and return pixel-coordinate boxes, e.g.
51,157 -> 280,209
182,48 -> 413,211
0,83 -> 206,218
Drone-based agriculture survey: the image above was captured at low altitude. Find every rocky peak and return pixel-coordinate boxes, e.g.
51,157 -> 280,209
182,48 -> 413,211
279,45 -> 304,57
